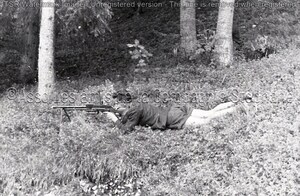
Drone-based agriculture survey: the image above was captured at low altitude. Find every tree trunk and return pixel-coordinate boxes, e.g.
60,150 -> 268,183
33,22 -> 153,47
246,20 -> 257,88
180,0 -> 197,57
38,0 -> 55,99
20,0 -> 40,83
215,0 -> 235,67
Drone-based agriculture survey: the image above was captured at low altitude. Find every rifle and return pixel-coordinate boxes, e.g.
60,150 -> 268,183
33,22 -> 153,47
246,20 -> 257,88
52,104 -> 125,122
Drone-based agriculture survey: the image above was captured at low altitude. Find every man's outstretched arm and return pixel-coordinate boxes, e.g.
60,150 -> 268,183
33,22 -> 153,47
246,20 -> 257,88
104,106 -> 141,133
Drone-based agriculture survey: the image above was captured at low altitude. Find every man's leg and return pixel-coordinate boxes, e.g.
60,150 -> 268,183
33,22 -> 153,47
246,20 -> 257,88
189,109 -> 212,118
211,102 -> 235,112
208,106 -> 236,119
184,116 -> 211,127
184,102 -> 237,127
189,102 -> 235,118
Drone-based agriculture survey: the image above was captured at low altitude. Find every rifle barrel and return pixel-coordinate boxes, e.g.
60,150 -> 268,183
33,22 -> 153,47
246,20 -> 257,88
51,105 -> 124,122
52,105 -> 114,111
52,106 -> 90,109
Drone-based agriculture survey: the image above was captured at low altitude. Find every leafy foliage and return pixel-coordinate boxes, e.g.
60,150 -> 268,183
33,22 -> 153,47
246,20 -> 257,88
234,0 -> 300,51
127,39 -> 153,71
191,29 -> 216,64
56,0 -> 112,38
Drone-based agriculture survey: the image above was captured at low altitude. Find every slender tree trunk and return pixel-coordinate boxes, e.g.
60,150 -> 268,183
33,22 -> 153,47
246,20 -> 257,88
20,0 -> 40,83
180,0 -> 197,56
38,0 -> 55,99
215,0 -> 235,67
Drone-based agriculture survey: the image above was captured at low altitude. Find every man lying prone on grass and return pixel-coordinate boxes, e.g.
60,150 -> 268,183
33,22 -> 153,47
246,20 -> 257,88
104,102 -> 242,132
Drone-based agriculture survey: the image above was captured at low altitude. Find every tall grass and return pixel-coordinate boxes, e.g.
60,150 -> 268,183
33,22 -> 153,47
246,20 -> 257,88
1,48 -> 300,195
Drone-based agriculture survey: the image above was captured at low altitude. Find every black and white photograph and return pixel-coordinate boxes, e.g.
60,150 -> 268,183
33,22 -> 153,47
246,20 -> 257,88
0,0 -> 299,195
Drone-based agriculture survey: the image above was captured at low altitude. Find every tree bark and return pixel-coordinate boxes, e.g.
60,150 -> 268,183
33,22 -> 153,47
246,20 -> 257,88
180,0 -> 197,56
215,0 -> 235,67
38,0 -> 55,99
20,0 -> 40,83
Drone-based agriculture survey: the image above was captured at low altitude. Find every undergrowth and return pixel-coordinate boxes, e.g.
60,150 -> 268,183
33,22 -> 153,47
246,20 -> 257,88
1,48 -> 300,195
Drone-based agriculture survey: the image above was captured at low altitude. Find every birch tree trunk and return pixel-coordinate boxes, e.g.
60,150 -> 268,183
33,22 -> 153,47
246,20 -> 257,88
20,0 -> 40,83
215,0 -> 235,67
38,0 -> 55,99
180,0 -> 197,56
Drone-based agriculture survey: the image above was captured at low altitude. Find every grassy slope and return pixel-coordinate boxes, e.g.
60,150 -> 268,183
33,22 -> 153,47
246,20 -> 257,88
1,49 -> 300,195
1,3 -> 300,196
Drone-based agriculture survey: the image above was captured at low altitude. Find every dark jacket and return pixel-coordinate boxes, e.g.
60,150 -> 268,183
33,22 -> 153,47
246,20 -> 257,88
116,103 -> 193,132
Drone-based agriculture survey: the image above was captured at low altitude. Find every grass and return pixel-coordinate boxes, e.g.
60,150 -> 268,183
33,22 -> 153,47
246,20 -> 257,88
1,48 -> 300,195
1,1 -> 300,195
